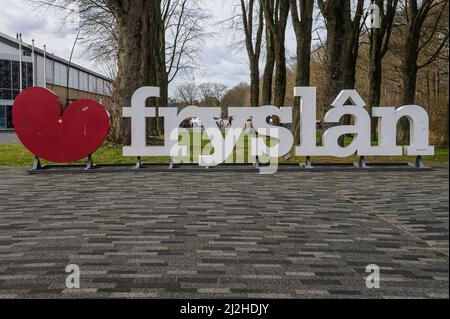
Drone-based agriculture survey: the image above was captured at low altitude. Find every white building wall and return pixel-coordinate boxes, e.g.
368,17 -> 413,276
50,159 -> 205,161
69,67 -> 79,90
79,72 -> 88,91
36,55 -> 44,87
88,74 -> 96,93
96,78 -> 103,94
0,42 -> 19,55
54,62 -> 67,86
45,59 -> 54,84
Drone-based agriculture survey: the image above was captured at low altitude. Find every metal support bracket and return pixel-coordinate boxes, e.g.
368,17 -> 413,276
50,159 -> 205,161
415,156 -> 425,169
254,157 -> 260,168
86,155 -> 95,170
33,156 -> 42,170
133,156 -> 143,170
305,156 -> 313,169
357,156 -> 367,169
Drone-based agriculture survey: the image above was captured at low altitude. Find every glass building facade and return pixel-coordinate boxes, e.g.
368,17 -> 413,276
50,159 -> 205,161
0,60 -> 33,129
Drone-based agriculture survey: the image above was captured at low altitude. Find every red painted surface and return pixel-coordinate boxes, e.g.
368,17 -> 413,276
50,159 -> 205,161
13,87 -> 110,163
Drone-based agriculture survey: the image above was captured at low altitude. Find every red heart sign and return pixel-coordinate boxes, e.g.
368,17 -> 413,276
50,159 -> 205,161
13,87 -> 110,163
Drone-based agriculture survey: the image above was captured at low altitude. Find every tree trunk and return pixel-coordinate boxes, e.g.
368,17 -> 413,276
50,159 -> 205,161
319,0 -> 364,113
250,60 -> 260,106
290,0 -> 313,145
157,70 -> 169,136
107,0 -> 162,145
343,21 -> 360,91
369,38 -> 383,138
262,24 -> 275,105
368,0 -> 398,140
318,0 -> 363,146
241,0 -> 263,107
144,0 -> 164,137
157,17 -> 168,137
261,0 -> 290,108
273,31 -> 287,108
108,0 -> 148,145
320,1 -> 349,113
398,0 -> 442,143
399,20 -> 421,143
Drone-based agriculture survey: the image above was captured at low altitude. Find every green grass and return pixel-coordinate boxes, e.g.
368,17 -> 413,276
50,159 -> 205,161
0,143 -> 170,167
0,132 -> 448,167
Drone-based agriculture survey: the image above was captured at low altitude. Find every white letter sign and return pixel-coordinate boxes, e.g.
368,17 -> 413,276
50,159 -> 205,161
123,86 -> 434,164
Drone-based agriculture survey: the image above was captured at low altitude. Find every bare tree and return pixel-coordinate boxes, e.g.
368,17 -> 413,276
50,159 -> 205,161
223,1 -> 264,107
368,0 -> 399,139
398,0 -> 449,142
262,19 -> 276,105
80,1 -> 117,69
290,0 -> 314,144
260,0 -> 290,108
199,82 -> 228,116
161,0 -> 210,110
31,0 -> 117,73
318,0 -> 365,112
175,80 -> 200,106
241,0 -> 264,107
222,82 -> 250,107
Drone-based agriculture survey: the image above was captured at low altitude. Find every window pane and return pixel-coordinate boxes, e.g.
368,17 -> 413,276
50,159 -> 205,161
6,105 -> 13,129
21,62 -> 27,89
0,60 -> 11,89
0,89 -> 12,100
12,90 -> 20,100
0,106 -> 5,129
26,62 -> 33,88
11,61 -> 19,89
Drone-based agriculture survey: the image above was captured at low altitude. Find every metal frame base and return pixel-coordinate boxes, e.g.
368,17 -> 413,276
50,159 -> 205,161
27,161 -> 433,175
27,154 -> 432,174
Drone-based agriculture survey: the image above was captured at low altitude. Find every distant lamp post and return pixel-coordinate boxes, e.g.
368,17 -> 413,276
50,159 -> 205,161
66,30 -> 84,107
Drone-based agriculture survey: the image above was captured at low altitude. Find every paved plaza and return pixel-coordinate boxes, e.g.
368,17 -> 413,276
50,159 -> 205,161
0,132 -> 18,145
0,168 -> 448,298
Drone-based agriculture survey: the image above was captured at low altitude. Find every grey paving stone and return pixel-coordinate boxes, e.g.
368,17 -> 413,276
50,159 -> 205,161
0,167 -> 448,299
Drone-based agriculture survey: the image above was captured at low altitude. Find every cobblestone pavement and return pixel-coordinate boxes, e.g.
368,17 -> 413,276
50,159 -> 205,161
0,168 -> 448,299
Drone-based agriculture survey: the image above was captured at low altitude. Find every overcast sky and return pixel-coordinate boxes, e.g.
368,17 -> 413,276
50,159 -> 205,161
0,0 -> 298,96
